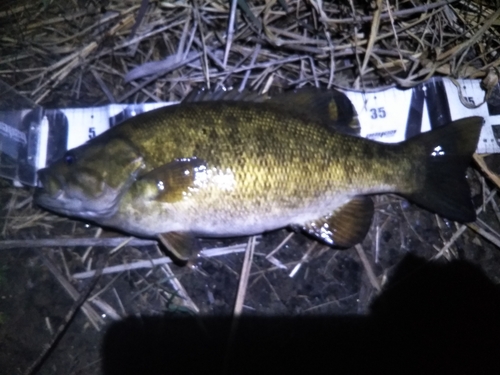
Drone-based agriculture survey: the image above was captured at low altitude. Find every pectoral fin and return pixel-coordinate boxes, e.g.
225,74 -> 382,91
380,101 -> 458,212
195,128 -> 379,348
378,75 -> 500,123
140,158 -> 207,203
302,196 -> 374,248
157,231 -> 202,263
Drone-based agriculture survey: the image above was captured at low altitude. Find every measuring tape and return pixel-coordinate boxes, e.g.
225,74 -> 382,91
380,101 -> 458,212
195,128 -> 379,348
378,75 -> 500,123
0,77 -> 498,186
344,77 -> 499,152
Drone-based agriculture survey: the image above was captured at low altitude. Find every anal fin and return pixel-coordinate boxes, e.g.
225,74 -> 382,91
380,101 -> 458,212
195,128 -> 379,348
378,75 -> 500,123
301,196 -> 374,248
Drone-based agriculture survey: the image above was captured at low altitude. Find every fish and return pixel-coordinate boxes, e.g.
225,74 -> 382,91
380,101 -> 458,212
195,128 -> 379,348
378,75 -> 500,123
35,88 -> 483,263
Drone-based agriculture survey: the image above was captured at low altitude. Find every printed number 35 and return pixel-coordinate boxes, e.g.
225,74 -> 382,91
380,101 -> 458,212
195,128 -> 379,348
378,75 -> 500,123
370,107 -> 386,119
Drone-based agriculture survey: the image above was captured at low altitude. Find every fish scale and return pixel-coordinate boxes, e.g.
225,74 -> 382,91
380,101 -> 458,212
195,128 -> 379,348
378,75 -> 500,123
125,102 -> 393,197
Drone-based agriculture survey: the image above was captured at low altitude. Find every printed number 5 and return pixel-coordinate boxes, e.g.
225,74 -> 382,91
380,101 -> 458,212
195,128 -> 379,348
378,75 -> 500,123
89,127 -> 96,139
370,107 -> 386,119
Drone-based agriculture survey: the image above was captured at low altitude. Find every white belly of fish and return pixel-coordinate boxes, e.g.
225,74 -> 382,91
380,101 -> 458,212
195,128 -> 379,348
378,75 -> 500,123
107,192 -> 358,238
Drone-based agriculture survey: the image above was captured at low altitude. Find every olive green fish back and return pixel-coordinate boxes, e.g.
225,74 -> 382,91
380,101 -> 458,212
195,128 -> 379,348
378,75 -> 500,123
110,101 -> 404,211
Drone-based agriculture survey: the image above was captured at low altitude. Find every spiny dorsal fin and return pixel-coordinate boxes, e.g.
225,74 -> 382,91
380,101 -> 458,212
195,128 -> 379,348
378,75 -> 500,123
183,86 -> 360,136
266,87 -> 360,137
301,196 -> 374,248
182,85 -> 269,103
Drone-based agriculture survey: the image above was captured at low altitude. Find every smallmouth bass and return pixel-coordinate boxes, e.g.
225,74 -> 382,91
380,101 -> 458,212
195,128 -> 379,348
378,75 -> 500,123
35,88 -> 483,263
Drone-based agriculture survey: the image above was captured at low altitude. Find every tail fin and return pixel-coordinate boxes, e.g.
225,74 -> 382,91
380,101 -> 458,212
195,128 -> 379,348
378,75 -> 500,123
402,116 -> 483,223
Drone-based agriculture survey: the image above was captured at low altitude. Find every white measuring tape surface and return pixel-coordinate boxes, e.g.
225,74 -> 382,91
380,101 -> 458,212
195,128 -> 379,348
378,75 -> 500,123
344,77 -> 499,152
0,77 -> 498,186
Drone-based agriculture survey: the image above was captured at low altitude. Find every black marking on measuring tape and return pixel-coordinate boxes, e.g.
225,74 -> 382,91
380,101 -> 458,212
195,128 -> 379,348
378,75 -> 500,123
487,85 -> 500,116
405,78 -> 452,139
44,110 -> 69,166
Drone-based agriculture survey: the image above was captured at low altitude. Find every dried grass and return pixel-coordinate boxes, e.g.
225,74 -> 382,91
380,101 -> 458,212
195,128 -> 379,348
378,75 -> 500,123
1,1 -> 500,371
2,0 -> 500,105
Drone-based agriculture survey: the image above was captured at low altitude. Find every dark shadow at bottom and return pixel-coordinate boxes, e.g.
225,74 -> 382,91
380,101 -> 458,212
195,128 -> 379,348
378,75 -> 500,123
102,254 -> 500,374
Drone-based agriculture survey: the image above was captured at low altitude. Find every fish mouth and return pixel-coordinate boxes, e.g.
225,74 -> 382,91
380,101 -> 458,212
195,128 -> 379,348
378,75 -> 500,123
35,169 -> 122,220
36,177 -> 63,200
36,167 -> 62,193
35,170 -> 62,206
35,169 -> 68,209
35,187 -> 113,219
35,169 -> 92,217
35,186 -> 83,216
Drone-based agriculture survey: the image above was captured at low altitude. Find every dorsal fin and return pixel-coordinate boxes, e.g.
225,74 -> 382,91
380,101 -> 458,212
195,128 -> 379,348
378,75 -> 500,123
182,86 -> 360,136
266,87 -> 360,137
182,85 -> 269,103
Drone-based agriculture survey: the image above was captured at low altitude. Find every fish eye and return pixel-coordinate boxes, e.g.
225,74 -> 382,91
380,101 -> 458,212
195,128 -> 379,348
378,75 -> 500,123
64,153 -> 76,165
